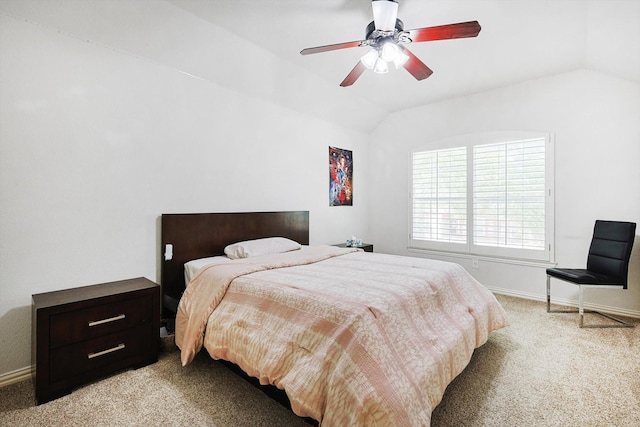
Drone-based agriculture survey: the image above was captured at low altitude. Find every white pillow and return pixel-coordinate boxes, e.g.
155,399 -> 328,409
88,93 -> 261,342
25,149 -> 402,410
224,237 -> 301,260
184,256 -> 232,284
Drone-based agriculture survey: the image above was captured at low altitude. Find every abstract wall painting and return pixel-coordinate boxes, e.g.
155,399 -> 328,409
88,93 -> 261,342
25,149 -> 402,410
329,146 -> 353,206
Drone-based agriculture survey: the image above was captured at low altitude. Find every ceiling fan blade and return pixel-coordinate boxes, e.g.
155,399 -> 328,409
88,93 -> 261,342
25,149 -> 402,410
300,40 -> 363,56
401,47 -> 433,81
406,21 -> 481,43
340,62 -> 367,87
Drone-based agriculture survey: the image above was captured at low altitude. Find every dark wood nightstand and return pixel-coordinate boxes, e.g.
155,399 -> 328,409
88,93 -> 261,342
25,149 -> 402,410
335,243 -> 373,252
32,277 -> 160,404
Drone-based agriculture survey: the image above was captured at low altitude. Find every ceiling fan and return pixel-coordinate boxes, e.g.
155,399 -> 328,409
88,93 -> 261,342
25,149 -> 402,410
300,0 -> 481,87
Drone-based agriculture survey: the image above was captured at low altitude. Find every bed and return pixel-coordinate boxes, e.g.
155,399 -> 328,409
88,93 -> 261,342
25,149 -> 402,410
161,211 -> 507,426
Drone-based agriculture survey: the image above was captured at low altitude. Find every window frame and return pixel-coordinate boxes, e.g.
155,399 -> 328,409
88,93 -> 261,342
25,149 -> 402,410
409,131 -> 555,263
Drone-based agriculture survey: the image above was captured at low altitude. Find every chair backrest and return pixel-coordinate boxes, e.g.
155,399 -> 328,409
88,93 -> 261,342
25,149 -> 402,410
586,220 -> 636,288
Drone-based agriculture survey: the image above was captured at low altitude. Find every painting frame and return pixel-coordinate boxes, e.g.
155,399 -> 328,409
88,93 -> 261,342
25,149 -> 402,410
329,146 -> 353,206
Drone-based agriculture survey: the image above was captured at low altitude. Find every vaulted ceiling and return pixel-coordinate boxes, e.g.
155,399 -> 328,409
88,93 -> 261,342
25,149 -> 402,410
173,0 -> 639,102
2,0 -> 639,133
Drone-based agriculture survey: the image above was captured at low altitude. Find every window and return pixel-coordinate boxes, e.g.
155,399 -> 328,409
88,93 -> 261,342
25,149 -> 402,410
410,132 -> 554,262
412,147 -> 467,246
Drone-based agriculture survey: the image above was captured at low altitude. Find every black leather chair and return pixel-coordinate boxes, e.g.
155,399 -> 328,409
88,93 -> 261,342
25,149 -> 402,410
546,220 -> 636,328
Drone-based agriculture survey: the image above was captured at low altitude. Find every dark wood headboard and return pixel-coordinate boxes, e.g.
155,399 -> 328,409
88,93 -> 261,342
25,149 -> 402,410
160,211 -> 309,318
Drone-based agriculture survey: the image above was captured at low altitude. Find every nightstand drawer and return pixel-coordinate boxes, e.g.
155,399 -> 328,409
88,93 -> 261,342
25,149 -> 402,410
49,325 -> 153,382
49,295 -> 152,348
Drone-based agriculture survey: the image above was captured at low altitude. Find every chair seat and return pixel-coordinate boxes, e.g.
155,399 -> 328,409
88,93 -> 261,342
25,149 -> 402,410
546,268 -> 624,286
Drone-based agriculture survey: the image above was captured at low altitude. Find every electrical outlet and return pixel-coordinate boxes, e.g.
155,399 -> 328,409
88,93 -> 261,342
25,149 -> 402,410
472,258 -> 479,269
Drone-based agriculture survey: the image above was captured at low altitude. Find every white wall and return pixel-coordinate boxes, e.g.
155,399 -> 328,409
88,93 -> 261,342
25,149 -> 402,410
0,15 -> 371,377
369,69 -> 640,315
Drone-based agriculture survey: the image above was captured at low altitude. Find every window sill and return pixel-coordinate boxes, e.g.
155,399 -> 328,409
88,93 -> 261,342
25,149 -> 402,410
407,247 -> 556,268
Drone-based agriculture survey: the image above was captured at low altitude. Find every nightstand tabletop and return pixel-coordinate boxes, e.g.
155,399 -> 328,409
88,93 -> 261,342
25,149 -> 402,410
334,243 -> 373,252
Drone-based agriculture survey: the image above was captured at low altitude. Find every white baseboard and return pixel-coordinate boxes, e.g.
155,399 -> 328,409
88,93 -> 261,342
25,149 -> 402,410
0,365 -> 32,388
488,286 -> 640,319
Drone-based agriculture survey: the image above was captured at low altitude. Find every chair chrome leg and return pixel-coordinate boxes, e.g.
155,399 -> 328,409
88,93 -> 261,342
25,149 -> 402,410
547,277 -> 634,328
580,310 -> 634,328
579,285 -> 584,328
546,275 -> 551,313
547,275 -> 578,314
578,284 -> 633,328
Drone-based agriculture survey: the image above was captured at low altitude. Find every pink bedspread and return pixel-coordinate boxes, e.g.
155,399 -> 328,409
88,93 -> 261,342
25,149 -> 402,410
176,245 -> 507,426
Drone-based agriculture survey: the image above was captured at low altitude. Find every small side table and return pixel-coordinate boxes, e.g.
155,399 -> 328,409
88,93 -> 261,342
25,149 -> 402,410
32,277 -> 160,404
334,243 -> 373,253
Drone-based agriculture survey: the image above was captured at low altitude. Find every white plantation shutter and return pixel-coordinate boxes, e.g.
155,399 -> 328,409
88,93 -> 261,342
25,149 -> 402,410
411,147 -> 467,247
410,132 -> 553,262
473,138 -> 546,251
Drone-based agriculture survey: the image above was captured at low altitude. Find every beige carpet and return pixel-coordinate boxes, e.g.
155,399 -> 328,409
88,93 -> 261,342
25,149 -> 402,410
1,294 -> 639,426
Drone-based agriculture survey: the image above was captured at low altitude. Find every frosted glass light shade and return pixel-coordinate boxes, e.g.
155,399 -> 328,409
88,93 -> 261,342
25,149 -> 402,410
380,42 -> 399,62
393,51 -> 409,69
360,49 -> 379,70
373,58 -> 389,74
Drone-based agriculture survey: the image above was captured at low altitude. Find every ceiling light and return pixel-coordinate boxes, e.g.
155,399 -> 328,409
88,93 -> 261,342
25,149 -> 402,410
360,49 -> 378,70
380,42 -> 399,62
393,50 -> 409,69
373,58 -> 389,74
372,0 -> 399,31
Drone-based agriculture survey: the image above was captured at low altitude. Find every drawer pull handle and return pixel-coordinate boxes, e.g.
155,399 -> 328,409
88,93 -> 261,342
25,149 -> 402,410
88,314 -> 126,327
88,343 -> 125,359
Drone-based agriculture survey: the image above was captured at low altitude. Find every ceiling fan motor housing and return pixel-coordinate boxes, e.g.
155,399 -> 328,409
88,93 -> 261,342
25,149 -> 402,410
365,19 -> 405,43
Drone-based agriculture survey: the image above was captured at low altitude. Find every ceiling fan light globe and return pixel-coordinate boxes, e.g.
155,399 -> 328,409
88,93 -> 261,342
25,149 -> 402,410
393,51 -> 409,69
380,42 -> 399,62
360,49 -> 379,70
373,58 -> 389,74
372,0 -> 398,31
